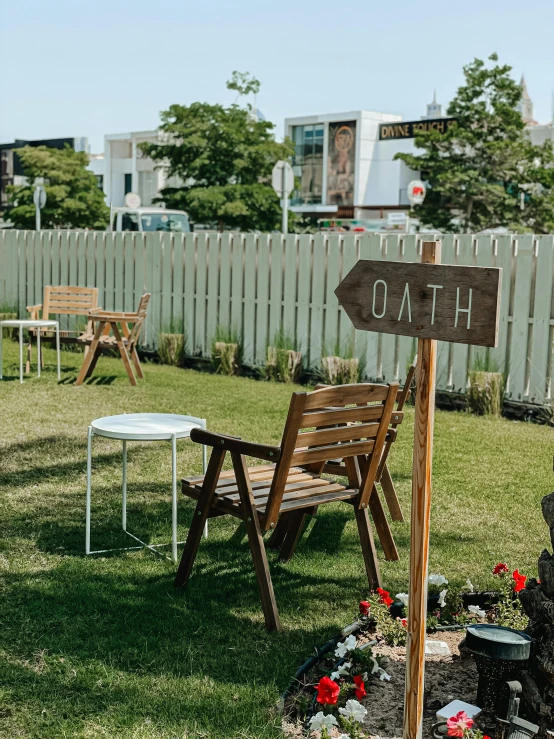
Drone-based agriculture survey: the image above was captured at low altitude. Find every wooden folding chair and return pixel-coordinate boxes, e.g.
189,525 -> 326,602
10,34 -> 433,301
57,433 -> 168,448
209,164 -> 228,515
175,381 -> 401,631
75,294 -> 150,386
26,286 -> 99,373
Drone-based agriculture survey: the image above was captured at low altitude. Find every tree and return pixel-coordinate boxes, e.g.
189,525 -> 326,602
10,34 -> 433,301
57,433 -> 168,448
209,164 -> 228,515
395,54 -> 554,233
5,146 -> 109,230
140,74 -> 295,231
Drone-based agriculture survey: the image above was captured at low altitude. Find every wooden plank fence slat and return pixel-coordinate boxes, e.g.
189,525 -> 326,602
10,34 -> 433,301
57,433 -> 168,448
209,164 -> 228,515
195,232 -> 208,355
206,233 -> 220,347
528,234 -> 554,404
183,233 -> 196,353
255,233 -> 270,364
283,234 -> 297,343
296,234 -> 312,358
380,234 -> 400,381
268,234 -> 284,346
309,234 -> 326,367
508,234 -> 534,402
243,233 -> 256,364
230,233 -> 243,338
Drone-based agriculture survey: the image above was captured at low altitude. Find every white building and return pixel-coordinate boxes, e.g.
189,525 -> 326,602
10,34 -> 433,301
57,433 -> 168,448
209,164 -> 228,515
284,98 -> 455,220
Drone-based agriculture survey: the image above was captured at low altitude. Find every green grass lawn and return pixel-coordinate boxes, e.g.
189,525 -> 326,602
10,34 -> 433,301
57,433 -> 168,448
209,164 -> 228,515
0,340 -> 552,738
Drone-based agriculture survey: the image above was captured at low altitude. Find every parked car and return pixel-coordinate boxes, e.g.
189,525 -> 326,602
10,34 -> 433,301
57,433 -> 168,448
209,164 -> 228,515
109,206 -> 191,233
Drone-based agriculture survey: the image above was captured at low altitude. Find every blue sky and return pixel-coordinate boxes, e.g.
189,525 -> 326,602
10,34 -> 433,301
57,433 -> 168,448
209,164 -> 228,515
2,0 -> 553,153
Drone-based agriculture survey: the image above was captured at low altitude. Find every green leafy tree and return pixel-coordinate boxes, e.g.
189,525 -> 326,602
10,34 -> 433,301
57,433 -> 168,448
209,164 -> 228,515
5,146 -> 109,230
140,74 -> 295,231
395,54 -> 554,233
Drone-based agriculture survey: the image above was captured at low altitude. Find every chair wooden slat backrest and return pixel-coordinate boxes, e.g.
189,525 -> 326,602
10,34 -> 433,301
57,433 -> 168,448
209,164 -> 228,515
126,293 -> 151,345
43,286 -> 99,318
262,382 -> 398,530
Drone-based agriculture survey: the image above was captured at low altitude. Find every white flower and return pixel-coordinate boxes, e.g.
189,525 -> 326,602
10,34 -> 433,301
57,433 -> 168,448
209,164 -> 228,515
438,589 -> 447,608
337,735 -> 351,739
468,605 -> 486,618
330,661 -> 352,681
334,634 -> 356,658
309,712 -> 338,732
339,699 -> 368,723
466,578 -> 474,593
429,573 -> 448,587
396,592 -> 409,607
378,667 -> 391,681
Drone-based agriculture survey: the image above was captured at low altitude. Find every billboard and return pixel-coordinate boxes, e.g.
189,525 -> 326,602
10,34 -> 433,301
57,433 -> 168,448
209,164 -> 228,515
327,121 -> 356,206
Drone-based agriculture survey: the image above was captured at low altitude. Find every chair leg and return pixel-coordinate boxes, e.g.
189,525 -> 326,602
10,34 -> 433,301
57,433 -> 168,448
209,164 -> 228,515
129,345 -> 144,379
354,505 -> 382,590
174,448 -> 226,588
112,324 -> 136,386
368,484 -> 399,562
278,510 -> 308,563
25,341 -> 32,375
379,463 -> 404,522
85,347 -> 102,379
231,452 -> 281,631
76,324 -> 104,386
267,514 -> 291,550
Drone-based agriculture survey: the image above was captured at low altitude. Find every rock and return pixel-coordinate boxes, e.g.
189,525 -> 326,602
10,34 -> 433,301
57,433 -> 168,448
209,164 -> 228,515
436,699 -> 481,722
538,550 -> 554,600
541,492 -> 554,550
520,584 -> 554,624
425,640 -> 451,657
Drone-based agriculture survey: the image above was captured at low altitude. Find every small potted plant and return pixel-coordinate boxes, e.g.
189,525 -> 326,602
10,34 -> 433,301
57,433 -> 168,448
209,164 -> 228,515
211,325 -> 242,376
264,329 -> 302,383
157,319 -> 185,367
318,340 -> 362,385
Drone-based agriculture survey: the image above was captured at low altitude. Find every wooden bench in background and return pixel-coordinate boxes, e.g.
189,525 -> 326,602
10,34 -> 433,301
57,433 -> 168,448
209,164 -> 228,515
26,286 -> 99,374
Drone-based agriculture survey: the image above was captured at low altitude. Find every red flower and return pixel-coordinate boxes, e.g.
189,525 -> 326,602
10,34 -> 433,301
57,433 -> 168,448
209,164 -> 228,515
359,600 -> 371,617
353,674 -> 366,699
446,711 -> 474,737
400,618 -> 408,628
315,676 -> 340,705
512,569 -> 527,593
493,563 -> 509,576
376,588 -> 393,607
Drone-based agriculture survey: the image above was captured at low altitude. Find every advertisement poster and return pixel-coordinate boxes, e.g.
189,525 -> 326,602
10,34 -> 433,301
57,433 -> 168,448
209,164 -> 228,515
327,121 -> 356,206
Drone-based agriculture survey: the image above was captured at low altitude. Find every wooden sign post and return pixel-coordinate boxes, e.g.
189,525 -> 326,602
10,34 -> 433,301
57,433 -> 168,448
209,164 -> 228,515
335,241 -> 501,739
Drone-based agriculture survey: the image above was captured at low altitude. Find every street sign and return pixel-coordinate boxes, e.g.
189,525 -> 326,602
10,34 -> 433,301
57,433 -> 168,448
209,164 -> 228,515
271,161 -> 294,198
335,259 -> 501,347
272,160 -> 294,235
407,180 -> 426,206
33,186 -> 46,209
335,243 -> 502,739
124,192 -> 141,209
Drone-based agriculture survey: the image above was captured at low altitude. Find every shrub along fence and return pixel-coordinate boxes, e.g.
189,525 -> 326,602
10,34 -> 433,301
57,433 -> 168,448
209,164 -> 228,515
0,230 -> 553,407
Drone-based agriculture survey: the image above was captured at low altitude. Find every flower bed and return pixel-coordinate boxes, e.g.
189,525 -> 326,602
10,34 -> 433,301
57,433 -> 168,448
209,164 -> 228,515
282,564 -> 528,739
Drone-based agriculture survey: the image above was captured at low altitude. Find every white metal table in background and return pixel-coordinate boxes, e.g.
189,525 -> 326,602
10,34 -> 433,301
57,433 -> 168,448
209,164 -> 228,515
0,319 -> 60,384
86,413 -> 208,563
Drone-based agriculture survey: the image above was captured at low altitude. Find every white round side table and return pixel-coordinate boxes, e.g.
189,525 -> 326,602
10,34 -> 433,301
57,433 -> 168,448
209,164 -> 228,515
86,413 -> 207,562
0,319 -> 60,383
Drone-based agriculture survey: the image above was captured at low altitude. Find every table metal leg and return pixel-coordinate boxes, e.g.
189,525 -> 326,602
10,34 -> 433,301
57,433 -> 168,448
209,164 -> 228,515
86,426 -> 93,554
37,328 -> 41,378
19,325 -> 23,384
56,322 -> 61,380
122,440 -> 127,531
171,433 -> 178,562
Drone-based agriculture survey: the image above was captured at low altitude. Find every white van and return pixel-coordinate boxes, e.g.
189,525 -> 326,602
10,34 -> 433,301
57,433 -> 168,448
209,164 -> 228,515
109,206 -> 191,233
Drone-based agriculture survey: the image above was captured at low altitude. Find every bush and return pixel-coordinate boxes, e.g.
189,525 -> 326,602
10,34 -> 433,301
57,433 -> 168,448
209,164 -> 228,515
211,325 -> 242,376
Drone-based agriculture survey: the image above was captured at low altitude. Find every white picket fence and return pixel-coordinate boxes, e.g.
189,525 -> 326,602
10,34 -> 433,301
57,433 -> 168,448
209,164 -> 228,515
0,230 -> 553,406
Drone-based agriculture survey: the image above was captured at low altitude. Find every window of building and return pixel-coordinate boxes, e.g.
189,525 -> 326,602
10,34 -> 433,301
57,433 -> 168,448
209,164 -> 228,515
291,124 -> 324,206
95,175 -> 103,190
124,173 -> 132,195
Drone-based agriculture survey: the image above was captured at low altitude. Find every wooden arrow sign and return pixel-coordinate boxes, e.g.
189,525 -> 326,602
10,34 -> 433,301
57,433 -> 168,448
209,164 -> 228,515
335,244 -> 502,739
335,259 -> 502,348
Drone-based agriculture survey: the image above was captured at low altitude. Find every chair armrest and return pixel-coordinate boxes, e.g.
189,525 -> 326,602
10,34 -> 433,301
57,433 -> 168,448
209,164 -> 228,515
88,310 -> 140,322
27,304 -> 43,318
190,428 -> 281,463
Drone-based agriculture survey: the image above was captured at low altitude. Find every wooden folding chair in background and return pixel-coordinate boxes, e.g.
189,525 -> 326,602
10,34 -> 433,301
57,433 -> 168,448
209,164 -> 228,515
76,293 -> 150,386
174,381 -> 401,631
